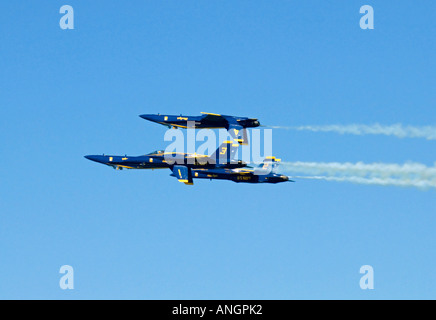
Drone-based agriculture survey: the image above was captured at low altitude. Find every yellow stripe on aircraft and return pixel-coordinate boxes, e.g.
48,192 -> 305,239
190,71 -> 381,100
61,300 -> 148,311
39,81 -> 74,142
200,112 -> 222,116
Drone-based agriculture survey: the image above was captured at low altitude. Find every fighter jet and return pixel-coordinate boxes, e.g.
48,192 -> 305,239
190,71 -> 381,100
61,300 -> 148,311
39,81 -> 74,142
85,142 -> 290,185
85,140 -> 244,184
188,157 -> 291,184
139,112 -> 261,145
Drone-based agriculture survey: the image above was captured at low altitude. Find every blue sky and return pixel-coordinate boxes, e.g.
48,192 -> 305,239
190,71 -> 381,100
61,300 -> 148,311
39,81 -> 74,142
1,1 -> 435,299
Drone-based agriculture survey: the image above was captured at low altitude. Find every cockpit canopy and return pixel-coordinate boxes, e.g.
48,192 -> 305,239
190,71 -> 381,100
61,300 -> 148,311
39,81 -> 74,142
146,150 -> 165,155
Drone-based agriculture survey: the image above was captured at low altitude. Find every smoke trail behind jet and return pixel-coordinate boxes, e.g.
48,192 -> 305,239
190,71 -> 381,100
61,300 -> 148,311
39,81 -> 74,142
271,124 -> 436,140
279,161 -> 436,189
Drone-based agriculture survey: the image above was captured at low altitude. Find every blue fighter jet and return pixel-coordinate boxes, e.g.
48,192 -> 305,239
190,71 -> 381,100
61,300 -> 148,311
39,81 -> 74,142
139,112 -> 261,145
189,157 -> 291,184
85,141 -> 290,185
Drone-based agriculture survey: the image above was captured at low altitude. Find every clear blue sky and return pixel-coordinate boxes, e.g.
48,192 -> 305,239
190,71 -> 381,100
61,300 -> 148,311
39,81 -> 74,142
1,1 -> 435,299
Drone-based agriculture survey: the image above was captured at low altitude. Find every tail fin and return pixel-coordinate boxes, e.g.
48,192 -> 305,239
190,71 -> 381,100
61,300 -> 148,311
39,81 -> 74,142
228,127 -> 249,145
257,156 -> 281,173
209,140 -> 239,165
172,165 -> 194,185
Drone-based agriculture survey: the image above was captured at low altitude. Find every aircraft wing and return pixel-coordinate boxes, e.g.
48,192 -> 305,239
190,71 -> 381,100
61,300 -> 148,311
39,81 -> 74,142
200,168 -> 254,175
201,112 -> 249,144
200,112 -> 226,123
172,165 -> 194,185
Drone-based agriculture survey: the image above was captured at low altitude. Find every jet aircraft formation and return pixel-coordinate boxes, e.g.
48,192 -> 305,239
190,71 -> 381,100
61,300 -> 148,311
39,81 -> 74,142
85,112 -> 291,185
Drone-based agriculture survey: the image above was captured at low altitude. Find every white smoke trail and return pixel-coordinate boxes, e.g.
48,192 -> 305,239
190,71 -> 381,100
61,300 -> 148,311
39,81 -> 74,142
271,124 -> 436,140
279,161 -> 436,189
292,175 -> 436,189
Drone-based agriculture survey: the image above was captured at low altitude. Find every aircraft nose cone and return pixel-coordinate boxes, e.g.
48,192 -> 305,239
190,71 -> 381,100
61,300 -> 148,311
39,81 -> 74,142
139,114 -> 160,122
84,155 -> 104,163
